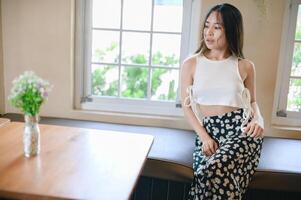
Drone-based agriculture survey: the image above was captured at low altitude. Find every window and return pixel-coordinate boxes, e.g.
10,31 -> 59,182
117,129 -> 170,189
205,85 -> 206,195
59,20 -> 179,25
272,0 -> 301,127
75,0 -> 199,117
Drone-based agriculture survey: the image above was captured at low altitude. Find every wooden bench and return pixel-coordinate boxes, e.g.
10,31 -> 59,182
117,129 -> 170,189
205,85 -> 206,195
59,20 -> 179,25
142,138 -> 301,193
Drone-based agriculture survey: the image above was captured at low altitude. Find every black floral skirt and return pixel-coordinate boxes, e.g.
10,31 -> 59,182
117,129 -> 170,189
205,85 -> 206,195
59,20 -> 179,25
187,108 -> 263,200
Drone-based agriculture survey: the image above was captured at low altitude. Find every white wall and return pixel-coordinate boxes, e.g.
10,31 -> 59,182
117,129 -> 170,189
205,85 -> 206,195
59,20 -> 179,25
1,0 -> 301,138
2,0 -> 75,117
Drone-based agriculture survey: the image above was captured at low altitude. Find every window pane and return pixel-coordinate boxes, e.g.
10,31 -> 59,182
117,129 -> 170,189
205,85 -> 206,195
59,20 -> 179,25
92,65 -> 119,96
287,78 -> 301,112
92,30 -> 119,63
153,0 -> 183,32
93,0 -> 121,29
122,32 -> 150,65
152,33 -> 180,67
121,66 -> 148,99
292,42 -> 301,76
123,0 -> 151,31
295,5 -> 301,40
151,68 -> 179,101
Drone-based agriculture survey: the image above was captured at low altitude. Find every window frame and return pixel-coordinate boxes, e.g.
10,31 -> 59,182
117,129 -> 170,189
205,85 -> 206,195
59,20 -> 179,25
74,0 -> 201,117
272,0 -> 301,127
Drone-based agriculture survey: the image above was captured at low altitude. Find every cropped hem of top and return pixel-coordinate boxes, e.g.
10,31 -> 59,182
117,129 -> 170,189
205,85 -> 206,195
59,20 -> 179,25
183,53 -> 253,131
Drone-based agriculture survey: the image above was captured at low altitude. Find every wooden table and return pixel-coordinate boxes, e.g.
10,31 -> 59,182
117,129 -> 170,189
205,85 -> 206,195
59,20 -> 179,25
0,122 -> 153,200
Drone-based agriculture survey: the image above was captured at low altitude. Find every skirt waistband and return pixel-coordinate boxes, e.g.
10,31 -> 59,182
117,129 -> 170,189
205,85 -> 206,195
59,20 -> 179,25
202,107 -> 244,121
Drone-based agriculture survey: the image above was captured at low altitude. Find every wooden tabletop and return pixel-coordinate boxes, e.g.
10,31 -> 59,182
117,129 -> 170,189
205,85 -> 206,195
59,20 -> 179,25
0,122 -> 153,200
0,118 -> 10,128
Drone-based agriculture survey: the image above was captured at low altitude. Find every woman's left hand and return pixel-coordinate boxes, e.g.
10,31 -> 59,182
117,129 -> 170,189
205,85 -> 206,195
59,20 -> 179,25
244,119 -> 264,138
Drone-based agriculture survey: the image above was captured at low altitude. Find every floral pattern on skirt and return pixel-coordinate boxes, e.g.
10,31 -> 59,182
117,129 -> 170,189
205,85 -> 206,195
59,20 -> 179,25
188,108 -> 263,200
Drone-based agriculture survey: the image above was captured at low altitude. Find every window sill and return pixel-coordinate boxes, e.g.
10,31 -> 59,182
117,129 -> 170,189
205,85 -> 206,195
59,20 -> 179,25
70,108 -> 191,130
271,115 -> 301,131
271,125 -> 301,132
81,97 -> 184,117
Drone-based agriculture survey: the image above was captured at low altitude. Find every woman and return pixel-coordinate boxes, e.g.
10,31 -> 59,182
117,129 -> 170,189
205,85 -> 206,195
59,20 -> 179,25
181,3 -> 264,200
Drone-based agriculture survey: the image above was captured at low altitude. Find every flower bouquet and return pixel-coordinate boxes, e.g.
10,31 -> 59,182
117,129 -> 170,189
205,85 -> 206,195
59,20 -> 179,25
8,71 -> 52,157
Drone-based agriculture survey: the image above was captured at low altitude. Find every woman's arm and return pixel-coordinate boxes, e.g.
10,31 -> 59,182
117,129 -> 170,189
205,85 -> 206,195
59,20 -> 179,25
180,56 -> 218,155
241,60 -> 264,138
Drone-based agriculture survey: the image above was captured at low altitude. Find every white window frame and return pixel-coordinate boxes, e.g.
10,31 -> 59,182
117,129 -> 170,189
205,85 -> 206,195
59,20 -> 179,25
74,0 -> 201,117
272,0 -> 301,128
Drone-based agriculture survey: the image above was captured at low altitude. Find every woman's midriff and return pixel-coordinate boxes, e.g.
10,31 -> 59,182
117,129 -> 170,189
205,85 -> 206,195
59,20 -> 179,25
198,104 -> 241,117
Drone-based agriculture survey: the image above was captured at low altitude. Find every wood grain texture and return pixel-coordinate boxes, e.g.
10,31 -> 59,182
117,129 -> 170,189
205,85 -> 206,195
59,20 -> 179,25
0,118 -> 10,128
0,122 -> 153,200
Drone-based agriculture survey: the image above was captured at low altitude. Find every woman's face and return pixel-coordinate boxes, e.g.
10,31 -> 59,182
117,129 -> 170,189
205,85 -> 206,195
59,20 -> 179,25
203,11 -> 228,51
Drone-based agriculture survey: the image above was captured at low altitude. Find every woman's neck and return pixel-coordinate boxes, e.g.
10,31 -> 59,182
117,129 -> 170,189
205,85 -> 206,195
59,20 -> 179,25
204,49 -> 231,60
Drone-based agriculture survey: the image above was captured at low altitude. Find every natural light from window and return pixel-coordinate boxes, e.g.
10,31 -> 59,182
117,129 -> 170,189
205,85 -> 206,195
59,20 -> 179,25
288,5 -> 301,112
91,0 -> 183,102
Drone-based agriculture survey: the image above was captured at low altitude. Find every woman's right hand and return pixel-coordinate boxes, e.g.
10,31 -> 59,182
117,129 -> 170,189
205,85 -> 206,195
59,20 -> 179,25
201,135 -> 219,156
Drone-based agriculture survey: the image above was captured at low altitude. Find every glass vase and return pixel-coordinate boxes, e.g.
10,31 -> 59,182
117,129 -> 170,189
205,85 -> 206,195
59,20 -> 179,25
23,114 -> 40,157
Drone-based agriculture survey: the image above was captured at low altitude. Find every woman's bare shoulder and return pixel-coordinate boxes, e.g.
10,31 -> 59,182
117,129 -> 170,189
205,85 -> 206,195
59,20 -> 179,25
181,54 -> 198,72
238,58 -> 255,72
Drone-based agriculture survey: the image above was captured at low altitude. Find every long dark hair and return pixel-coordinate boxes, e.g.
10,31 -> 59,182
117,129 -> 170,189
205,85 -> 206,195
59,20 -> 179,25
195,3 -> 244,59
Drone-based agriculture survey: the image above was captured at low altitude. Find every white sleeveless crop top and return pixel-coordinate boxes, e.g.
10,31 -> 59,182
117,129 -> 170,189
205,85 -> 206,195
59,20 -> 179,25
184,53 -> 253,131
